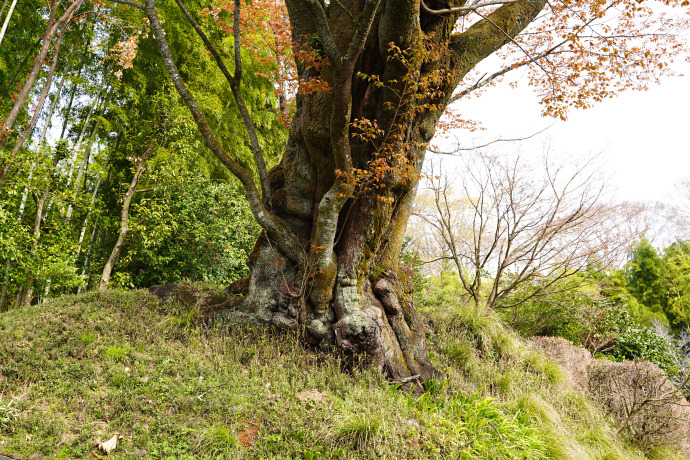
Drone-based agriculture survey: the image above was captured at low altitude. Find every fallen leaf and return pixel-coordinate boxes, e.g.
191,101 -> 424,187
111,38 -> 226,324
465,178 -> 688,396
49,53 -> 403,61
296,389 -> 327,404
238,420 -> 260,446
97,432 -> 119,454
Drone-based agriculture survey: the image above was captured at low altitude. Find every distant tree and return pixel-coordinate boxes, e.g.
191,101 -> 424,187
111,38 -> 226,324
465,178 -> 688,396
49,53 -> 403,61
411,152 -> 646,311
626,239 -> 671,323
662,240 -> 690,328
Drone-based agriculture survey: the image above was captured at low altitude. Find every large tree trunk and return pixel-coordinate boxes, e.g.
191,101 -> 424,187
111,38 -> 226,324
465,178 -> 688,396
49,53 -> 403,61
217,0 -> 545,383
142,0 -> 547,382
229,104 -> 441,382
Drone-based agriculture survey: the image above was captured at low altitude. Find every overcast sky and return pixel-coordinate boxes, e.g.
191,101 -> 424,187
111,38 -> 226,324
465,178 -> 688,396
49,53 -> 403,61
434,61 -> 690,207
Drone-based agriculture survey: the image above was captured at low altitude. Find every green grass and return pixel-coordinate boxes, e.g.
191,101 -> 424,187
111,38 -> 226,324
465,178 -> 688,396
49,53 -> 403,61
0,289 -> 678,459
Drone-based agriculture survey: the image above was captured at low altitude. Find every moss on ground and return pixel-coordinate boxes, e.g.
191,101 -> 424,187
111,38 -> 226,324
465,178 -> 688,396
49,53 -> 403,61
0,290 -> 679,459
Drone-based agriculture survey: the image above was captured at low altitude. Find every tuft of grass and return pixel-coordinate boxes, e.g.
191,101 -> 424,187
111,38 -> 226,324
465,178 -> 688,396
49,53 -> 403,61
196,423 -> 238,456
104,345 -> 128,361
422,298 -> 655,460
0,399 -> 18,430
77,331 -> 97,345
333,414 -> 382,450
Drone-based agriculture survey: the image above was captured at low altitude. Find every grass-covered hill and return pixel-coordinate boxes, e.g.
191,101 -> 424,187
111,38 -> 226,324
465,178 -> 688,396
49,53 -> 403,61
0,289 -> 683,459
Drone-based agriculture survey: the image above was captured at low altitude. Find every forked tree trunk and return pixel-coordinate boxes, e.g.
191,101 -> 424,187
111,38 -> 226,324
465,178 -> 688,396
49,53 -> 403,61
216,0 -> 546,383
229,78 -> 440,380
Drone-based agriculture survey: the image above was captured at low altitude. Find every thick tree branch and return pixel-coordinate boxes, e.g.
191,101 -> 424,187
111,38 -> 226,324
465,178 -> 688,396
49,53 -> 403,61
304,0 -> 341,64
421,0 -> 520,16
449,0 -> 547,83
343,0 -> 382,63
309,0 -> 384,271
111,0 -> 144,10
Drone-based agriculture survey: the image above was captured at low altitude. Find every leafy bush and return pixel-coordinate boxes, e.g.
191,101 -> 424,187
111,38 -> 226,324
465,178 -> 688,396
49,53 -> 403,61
605,328 -> 679,376
122,177 -> 259,287
499,277 -> 633,350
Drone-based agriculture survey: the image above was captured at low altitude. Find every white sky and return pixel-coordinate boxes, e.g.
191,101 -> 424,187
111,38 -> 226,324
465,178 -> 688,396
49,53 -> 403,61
435,61 -> 690,207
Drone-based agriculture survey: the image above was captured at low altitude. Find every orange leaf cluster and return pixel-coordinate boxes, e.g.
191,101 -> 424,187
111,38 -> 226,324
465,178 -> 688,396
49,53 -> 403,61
453,0 -> 690,120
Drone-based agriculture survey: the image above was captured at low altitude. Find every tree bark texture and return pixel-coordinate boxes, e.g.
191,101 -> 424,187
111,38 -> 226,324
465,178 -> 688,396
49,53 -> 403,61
143,0 -> 547,381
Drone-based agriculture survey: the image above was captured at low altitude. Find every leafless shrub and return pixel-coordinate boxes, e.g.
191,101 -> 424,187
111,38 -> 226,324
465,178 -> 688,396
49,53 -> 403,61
588,360 -> 690,453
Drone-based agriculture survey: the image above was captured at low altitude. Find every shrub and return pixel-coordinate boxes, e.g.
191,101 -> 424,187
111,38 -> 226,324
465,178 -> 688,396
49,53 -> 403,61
606,328 -> 679,376
588,360 -> 690,453
123,177 -> 259,287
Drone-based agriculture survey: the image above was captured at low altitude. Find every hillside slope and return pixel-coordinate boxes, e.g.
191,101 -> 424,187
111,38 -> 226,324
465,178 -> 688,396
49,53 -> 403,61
0,289 -> 681,459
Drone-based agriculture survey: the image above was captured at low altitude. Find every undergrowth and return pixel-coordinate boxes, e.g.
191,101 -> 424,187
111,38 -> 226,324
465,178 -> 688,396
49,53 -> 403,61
0,289 -> 678,458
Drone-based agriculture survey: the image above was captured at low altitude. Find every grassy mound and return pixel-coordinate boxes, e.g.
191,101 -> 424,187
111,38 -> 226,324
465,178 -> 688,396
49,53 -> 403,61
0,290 -> 676,459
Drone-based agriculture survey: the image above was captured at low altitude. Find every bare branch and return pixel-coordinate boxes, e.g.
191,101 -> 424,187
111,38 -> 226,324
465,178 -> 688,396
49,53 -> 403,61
428,124 -> 553,155
421,0 -> 520,17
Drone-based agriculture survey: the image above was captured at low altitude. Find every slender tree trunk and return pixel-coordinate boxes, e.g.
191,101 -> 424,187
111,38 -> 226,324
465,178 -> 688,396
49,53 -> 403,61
0,261 -> 11,311
0,0 -> 18,47
76,162 -> 107,256
80,224 -> 102,293
2,51 -> 66,306
0,5 -> 76,184
3,38 -> 41,95
65,89 -> 103,188
66,87 -> 112,222
14,137 -> 64,307
78,221 -> 100,294
16,187 -> 50,308
37,66 -> 69,151
0,0 -> 82,151
30,66 -> 70,305
99,147 -> 153,290
0,155 -> 38,311
60,65 -> 84,140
